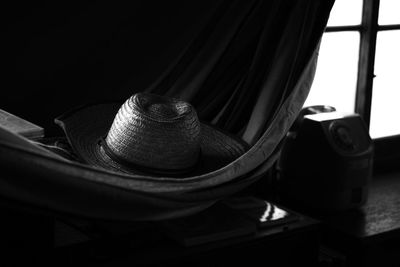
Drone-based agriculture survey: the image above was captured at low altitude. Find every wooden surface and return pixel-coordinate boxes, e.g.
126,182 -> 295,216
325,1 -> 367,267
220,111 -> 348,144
321,170 -> 400,244
52,203 -> 320,266
0,109 -> 44,139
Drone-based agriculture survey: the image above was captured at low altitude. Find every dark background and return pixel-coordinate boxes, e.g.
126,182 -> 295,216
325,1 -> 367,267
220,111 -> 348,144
3,1 -> 220,136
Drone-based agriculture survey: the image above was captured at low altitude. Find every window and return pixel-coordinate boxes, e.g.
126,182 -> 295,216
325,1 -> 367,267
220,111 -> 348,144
305,0 -> 400,140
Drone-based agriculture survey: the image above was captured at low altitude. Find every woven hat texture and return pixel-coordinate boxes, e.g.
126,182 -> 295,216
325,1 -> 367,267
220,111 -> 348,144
56,93 -> 249,178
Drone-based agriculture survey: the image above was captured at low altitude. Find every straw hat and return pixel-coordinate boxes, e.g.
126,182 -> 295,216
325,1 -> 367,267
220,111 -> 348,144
55,93 -> 249,177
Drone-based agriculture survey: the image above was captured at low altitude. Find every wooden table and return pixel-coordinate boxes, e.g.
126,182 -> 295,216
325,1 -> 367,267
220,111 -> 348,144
52,201 -> 320,266
0,196 -> 321,266
314,170 -> 400,267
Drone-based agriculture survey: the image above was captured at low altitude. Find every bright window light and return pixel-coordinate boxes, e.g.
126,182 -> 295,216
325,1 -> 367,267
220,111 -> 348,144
304,32 -> 360,113
378,0 -> 400,25
370,30 -> 400,138
327,0 -> 363,26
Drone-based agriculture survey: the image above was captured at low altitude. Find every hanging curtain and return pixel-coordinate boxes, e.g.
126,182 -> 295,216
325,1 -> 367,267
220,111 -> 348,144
147,0 -> 333,144
0,0 -> 334,221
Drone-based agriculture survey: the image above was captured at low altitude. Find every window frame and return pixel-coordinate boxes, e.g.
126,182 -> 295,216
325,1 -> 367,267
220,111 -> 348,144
324,0 -> 400,171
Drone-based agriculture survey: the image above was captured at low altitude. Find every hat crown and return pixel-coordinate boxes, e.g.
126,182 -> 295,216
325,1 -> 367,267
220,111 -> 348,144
135,93 -> 192,121
104,93 -> 201,173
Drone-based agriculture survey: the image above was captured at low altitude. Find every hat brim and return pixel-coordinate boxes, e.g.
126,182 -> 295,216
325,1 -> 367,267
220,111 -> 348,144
55,102 -> 249,178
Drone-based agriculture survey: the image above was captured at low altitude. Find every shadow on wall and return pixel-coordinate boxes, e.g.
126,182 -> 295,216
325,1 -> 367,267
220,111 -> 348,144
3,1 -> 221,135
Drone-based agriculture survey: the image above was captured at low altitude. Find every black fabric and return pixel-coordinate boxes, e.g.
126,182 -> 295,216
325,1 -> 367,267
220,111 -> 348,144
0,131 -> 280,221
0,0 -> 335,221
146,0 -> 334,145
3,1 -> 222,136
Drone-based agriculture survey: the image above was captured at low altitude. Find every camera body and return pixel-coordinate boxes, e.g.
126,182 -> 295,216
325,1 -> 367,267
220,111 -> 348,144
278,107 -> 374,212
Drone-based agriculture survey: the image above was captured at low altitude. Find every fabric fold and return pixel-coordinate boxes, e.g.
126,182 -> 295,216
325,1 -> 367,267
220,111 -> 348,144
0,0 -> 335,221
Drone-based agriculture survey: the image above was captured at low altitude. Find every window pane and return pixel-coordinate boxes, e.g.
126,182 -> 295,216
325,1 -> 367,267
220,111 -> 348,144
327,0 -> 362,26
370,30 -> 400,138
378,0 -> 400,25
304,32 -> 360,113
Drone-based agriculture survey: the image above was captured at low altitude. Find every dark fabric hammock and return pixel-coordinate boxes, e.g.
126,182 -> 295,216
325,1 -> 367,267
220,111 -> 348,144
147,0 -> 333,144
0,0 -> 334,221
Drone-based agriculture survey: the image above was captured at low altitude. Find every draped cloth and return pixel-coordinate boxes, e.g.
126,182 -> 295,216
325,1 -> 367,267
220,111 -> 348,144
0,0 -> 334,221
147,0 -> 334,145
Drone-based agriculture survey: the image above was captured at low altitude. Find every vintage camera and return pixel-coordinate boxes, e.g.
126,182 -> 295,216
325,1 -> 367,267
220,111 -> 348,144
278,106 -> 374,213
